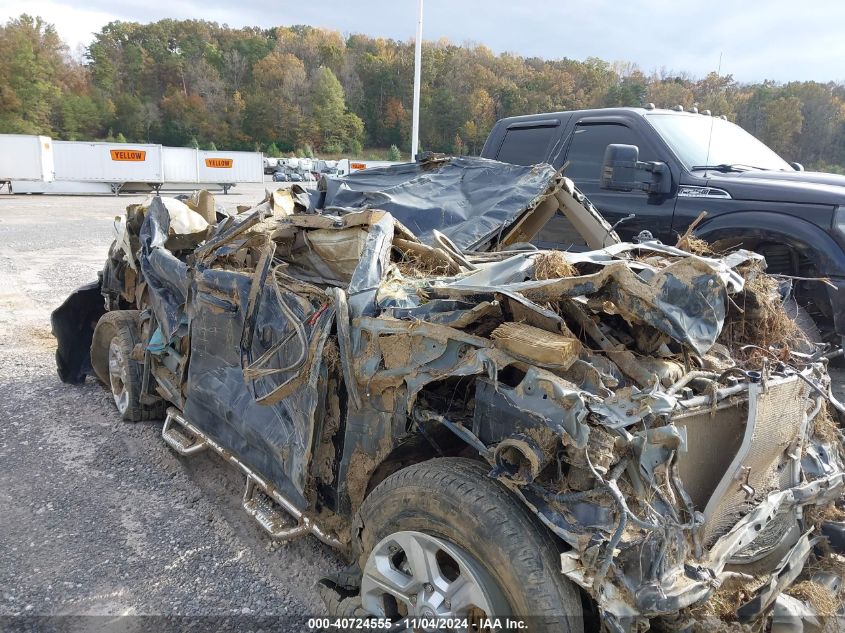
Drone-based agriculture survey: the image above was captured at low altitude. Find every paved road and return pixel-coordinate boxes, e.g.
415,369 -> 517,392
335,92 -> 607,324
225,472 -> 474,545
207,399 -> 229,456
0,182 -> 343,622
0,182 -> 842,622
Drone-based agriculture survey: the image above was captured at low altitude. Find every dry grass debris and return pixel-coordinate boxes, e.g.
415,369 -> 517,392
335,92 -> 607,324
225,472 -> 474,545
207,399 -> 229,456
534,251 -> 576,279
687,575 -> 756,622
396,255 -> 452,278
676,233 -> 713,256
807,552 -> 845,583
676,211 -> 713,255
718,263 -> 805,363
804,502 -> 845,529
322,338 -> 340,373
813,403 -> 844,444
786,580 -> 840,617
393,244 -> 453,278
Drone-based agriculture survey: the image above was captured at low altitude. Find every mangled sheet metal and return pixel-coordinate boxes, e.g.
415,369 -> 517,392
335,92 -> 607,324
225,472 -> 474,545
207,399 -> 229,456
311,155 -> 565,251
52,156 -> 845,632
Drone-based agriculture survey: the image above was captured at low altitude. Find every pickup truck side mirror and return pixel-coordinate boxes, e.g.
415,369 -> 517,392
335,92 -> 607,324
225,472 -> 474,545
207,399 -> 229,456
601,144 -> 671,195
790,161 -> 804,172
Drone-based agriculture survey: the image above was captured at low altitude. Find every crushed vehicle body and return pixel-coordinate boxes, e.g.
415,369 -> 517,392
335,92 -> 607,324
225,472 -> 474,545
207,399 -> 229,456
53,156 -> 845,631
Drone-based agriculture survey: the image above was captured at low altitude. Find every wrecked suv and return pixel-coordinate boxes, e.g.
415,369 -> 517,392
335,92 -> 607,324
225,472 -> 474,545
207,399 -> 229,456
53,156 -> 845,631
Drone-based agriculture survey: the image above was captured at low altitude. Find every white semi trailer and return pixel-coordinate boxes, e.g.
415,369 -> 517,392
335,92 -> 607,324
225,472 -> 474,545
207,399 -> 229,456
195,150 -> 263,192
161,148 -> 263,193
336,159 -> 403,176
11,141 -> 163,194
0,135 -> 55,188
58,141 -> 163,192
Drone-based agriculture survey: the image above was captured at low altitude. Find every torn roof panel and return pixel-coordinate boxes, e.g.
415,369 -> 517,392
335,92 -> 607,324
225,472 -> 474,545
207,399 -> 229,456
315,156 -> 560,251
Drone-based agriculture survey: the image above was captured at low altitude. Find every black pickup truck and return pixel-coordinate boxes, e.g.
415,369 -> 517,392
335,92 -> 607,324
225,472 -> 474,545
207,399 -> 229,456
481,107 -> 845,344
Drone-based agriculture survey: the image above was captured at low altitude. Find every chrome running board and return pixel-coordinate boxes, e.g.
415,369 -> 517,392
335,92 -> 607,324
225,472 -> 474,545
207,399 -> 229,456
161,407 -> 342,548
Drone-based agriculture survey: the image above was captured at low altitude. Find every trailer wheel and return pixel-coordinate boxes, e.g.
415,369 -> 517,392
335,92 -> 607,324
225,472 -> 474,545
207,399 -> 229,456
90,311 -> 162,422
356,457 -> 583,632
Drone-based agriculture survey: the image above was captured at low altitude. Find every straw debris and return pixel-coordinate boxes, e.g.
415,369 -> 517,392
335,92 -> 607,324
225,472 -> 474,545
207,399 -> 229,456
534,251 -> 576,279
786,580 -> 840,617
687,575 -> 756,622
323,337 -> 340,373
676,211 -> 713,255
719,262 -> 805,362
393,246 -> 453,278
812,403 -> 843,444
804,502 -> 845,529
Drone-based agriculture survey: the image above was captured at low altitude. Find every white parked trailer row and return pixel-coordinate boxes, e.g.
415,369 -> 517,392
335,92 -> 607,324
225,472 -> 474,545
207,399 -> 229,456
1,135 -> 263,195
336,158 -> 403,175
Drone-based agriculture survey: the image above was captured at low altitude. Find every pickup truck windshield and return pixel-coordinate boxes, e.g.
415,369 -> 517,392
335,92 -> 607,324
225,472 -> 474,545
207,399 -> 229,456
646,113 -> 792,172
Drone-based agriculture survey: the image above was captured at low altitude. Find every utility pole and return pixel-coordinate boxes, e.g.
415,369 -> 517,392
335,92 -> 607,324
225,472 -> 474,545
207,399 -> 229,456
411,0 -> 423,161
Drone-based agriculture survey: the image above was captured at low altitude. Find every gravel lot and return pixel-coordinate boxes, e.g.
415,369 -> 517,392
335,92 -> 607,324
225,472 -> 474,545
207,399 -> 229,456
1,181 -> 842,624
0,180 -> 342,625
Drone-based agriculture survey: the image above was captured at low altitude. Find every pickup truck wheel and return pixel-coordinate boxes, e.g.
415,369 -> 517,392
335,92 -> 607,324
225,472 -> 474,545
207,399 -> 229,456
357,457 -> 584,632
90,311 -> 162,422
108,337 -> 132,416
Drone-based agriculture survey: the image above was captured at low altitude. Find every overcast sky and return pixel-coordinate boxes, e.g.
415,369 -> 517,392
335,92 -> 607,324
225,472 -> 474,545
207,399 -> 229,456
1,0 -> 841,83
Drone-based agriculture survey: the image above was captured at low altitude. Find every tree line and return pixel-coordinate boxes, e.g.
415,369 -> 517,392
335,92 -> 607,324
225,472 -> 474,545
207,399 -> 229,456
2,14 -> 845,170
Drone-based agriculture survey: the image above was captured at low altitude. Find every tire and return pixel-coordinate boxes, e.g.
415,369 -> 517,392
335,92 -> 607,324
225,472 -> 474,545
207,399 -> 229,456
356,457 -> 584,632
90,310 -> 163,422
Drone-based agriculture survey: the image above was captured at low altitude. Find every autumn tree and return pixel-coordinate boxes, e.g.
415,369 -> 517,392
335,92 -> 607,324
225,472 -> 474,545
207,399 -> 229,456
785,82 -> 842,164
383,98 -> 409,148
647,75 -> 695,109
460,88 -> 496,154
761,96 -> 803,157
245,51 -> 308,150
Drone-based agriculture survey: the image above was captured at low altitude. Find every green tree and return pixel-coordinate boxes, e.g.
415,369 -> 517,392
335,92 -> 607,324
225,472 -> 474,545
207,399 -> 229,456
311,66 -> 364,152
784,82 -> 843,165
604,69 -> 647,107
387,144 -> 401,161
58,94 -> 103,140
347,138 -> 363,156
0,15 -> 66,133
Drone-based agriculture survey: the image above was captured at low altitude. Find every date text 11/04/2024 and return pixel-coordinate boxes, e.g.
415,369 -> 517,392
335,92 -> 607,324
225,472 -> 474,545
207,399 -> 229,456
306,618 -> 529,629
